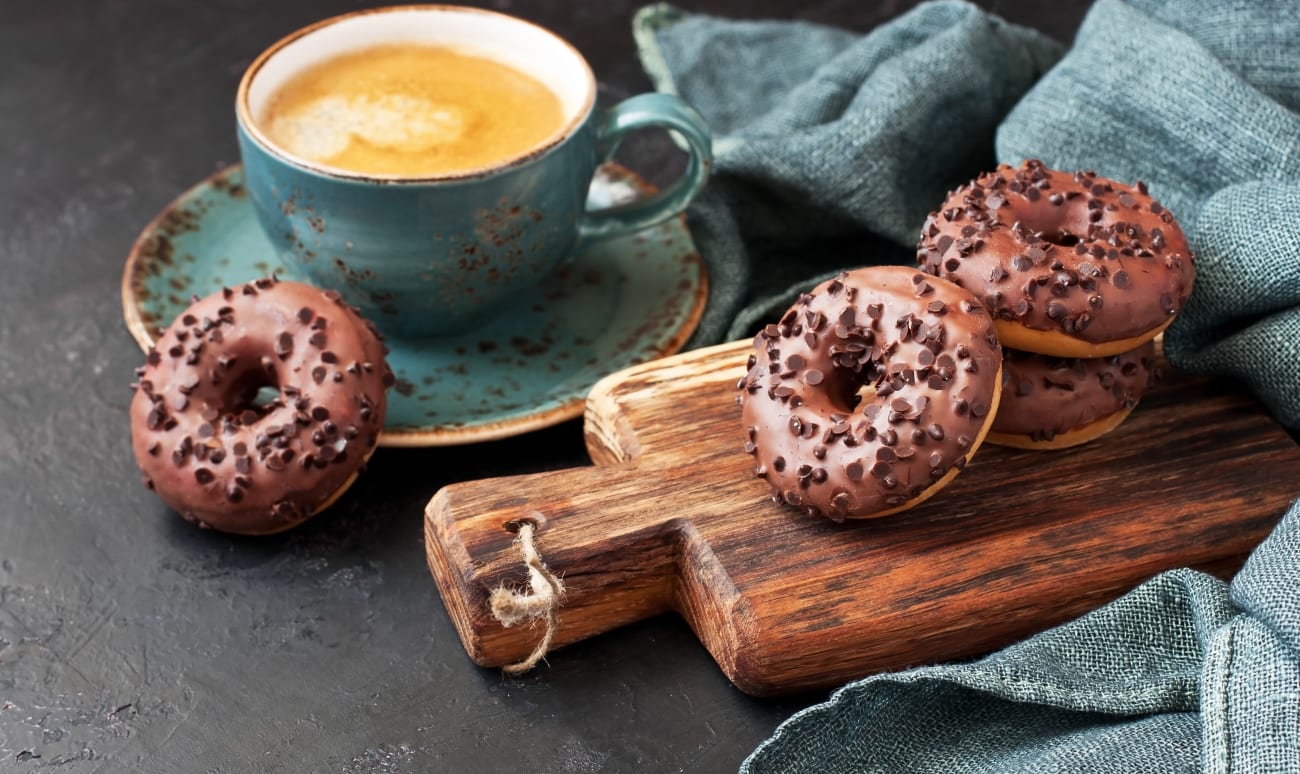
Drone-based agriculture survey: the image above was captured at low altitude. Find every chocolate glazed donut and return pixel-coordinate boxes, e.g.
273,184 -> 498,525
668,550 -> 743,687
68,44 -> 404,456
738,266 -> 1003,521
990,340 -> 1157,450
130,278 -> 393,534
917,160 -> 1194,358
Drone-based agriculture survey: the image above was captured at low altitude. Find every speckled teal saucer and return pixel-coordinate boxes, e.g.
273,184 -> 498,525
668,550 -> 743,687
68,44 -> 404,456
123,164 -> 707,446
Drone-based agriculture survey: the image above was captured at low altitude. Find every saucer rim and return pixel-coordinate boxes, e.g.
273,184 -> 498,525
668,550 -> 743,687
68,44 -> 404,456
121,163 -> 708,447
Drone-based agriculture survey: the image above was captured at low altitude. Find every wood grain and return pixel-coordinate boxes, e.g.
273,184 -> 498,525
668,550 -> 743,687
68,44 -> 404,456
425,340 -> 1300,695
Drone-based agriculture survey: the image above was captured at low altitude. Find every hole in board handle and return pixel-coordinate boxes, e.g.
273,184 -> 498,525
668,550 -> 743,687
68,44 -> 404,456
503,510 -> 548,534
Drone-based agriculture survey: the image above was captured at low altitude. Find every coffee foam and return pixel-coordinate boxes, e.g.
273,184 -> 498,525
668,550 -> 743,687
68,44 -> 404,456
268,93 -> 469,161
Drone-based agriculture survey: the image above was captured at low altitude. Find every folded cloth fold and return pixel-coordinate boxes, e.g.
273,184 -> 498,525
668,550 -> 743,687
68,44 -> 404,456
634,0 -> 1063,343
636,0 -> 1300,770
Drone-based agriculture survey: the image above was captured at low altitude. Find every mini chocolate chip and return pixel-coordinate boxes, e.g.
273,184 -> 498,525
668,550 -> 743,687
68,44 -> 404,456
1112,271 -> 1131,289
194,468 -> 214,485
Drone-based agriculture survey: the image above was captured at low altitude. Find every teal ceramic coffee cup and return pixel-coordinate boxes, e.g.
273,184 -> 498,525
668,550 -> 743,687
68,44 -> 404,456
236,5 -> 711,339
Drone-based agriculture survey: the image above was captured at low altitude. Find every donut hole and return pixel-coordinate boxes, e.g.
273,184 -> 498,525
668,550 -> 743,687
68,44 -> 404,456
220,369 -> 282,423
850,382 -> 879,411
1038,230 -> 1081,247
823,365 -> 884,415
1011,208 -> 1085,248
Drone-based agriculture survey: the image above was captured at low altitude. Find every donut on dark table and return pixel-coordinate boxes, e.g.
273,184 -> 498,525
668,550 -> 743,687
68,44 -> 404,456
738,266 -> 1003,521
129,277 -> 393,534
917,159 -> 1194,358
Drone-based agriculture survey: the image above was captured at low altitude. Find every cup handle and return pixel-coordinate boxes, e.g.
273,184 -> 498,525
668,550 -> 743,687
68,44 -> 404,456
577,93 -> 713,242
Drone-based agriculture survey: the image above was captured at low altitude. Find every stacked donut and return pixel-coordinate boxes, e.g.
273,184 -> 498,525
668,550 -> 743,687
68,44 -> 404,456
916,160 -> 1192,449
738,160 -> 1194,521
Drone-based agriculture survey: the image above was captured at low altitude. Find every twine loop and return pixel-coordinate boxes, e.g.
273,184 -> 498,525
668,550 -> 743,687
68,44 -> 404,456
488,516 -> 564,675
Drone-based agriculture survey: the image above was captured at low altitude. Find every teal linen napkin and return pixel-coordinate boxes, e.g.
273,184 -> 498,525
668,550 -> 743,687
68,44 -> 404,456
635,1 -> 1064,344
635,0 -> 1300,771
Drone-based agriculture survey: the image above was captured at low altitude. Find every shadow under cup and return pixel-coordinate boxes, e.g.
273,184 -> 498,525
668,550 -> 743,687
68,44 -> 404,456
235,6 -> 712,340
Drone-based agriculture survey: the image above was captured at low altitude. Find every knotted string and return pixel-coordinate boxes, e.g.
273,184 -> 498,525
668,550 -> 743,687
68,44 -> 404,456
488,518 -> 565,675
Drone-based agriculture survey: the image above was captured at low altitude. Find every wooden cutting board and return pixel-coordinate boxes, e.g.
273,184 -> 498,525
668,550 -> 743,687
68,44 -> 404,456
425,340 -> 1300,696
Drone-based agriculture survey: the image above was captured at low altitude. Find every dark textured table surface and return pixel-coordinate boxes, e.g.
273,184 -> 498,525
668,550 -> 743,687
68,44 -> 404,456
1,1 -> 1089,771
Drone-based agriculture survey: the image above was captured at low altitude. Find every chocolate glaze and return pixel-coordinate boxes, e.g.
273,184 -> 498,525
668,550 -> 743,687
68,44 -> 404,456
738,266 -> 1002,521
917,160 -> 1194,345
129,278 -> 393,534
993,340 -> 1157,442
